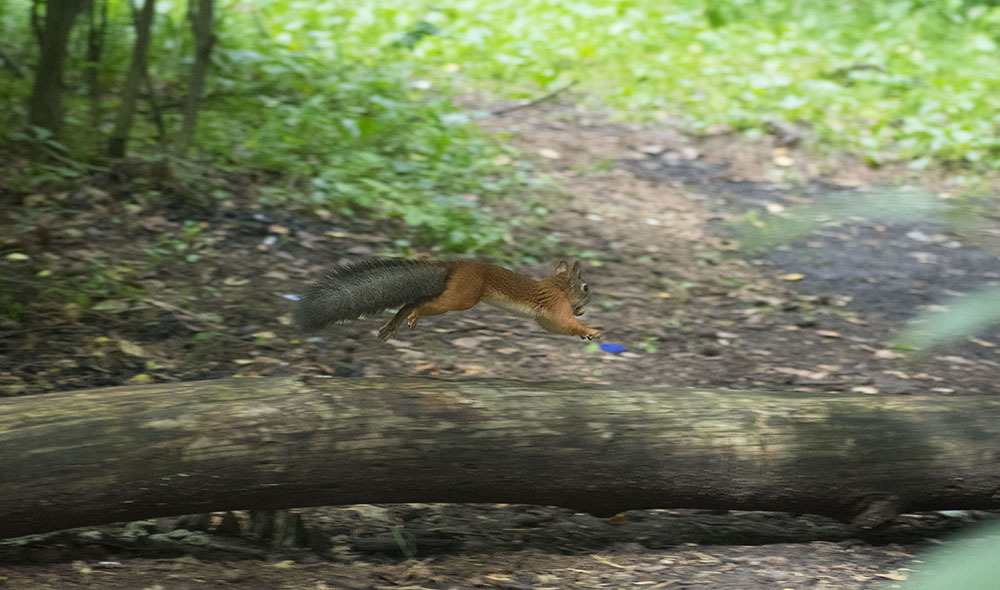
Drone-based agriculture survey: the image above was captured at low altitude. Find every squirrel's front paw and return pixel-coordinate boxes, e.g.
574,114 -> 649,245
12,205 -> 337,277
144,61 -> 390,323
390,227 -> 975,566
582,328 -> 602,341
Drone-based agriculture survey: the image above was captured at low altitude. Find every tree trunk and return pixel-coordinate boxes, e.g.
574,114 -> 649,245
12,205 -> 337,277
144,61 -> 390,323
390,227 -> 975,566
26,0 -> 87,136
177,0 -> 214,154
84,0 -> 108,129
2,377 -> 1000,539
107,0 -> 155,158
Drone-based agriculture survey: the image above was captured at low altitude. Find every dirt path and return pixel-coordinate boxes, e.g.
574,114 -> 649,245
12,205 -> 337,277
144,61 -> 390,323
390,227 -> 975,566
2,101 -> 1000,588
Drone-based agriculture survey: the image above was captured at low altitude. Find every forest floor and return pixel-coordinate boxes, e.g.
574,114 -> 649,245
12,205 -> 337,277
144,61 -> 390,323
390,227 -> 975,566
2,97 -> 1000,588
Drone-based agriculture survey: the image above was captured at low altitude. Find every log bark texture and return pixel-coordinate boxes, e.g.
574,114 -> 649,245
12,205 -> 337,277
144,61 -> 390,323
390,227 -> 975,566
2,377 -> 1000,538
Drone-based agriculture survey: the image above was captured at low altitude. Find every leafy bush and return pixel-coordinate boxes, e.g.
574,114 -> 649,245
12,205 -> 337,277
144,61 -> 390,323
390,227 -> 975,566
0,0 -> 537,254
6,0 -> 999,254
269,0 -> 1000,169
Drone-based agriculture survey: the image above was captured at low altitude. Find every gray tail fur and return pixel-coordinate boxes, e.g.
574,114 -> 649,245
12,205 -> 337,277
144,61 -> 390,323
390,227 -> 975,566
294,258 -> 450,331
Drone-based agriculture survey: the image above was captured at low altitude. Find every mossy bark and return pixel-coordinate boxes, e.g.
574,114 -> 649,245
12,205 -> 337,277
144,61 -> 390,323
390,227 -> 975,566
2,377 -> 999,538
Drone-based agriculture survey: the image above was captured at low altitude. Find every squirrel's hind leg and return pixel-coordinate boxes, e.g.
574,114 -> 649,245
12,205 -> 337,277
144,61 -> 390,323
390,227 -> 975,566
378,303 -> 419,340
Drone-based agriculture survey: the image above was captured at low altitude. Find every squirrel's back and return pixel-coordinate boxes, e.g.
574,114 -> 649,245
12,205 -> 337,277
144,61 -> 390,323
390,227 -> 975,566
294,258 -> 450,331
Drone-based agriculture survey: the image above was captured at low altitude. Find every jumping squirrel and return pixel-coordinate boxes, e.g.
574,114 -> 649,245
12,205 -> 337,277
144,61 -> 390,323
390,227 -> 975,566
294,258 -> 601,341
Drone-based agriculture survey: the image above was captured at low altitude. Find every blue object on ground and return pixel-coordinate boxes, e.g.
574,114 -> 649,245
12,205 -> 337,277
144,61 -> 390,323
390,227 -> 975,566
599,343 -> 626,354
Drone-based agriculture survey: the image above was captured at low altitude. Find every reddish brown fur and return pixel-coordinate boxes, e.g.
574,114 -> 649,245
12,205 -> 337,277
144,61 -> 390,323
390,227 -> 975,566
377,260 -> 599,341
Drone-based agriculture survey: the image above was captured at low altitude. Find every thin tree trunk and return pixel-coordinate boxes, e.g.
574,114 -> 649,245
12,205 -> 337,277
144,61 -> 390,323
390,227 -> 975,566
143,66 -> 166,145
108,0 -> 156,158
29,0 -> 45,50
84,0 -> 107,129
2,377 -> 1000,539
177,0 -> 214,154
26,0 -> 87,136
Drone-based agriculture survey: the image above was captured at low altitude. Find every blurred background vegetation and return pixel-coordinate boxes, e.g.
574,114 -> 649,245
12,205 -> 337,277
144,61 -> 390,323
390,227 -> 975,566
1,0 -> 999,337
3,0 -> 1000,240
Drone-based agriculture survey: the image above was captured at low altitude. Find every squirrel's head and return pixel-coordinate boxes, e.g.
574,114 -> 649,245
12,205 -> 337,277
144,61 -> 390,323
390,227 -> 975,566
555,260 -> 591,316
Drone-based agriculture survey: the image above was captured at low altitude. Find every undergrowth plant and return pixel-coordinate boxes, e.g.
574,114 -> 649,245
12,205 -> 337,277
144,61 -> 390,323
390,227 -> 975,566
4,0 -> 1000,257
243,0 -> 1000,170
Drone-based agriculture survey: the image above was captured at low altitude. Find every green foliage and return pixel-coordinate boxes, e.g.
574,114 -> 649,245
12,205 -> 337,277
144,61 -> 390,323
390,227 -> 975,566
903,522 -> 1000,589
198,51 -> 518,251
282,0 -> 1000,169
1,0 -> 539,254
145,220 -> 215,266
32,261 -> 145,313
6,0 -> 1000,252
732,189 -> 945,253
898,288 -> 1000,349
732,188 -> 1000,349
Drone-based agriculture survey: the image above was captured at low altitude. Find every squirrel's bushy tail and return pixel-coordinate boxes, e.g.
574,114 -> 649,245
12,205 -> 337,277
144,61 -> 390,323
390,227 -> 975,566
294,258 -> 450,331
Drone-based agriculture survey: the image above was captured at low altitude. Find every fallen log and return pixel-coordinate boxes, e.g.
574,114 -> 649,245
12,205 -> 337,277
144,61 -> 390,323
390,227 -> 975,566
2,377 -> 999,538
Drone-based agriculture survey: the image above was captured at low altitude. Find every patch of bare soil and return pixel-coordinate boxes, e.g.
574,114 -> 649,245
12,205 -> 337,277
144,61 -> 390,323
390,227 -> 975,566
2,98 -> 1000,588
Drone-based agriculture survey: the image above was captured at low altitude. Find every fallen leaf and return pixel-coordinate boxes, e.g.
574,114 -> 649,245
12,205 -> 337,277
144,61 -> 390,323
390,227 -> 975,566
591,555 -> 627,568
658,292 -> 672,298
852,386 -> 880,394
127,373 -> 155,384
451,337 -> 482,349
251,356 -> 283,364
816,330 -> 842,338
935,355 -> 975,365
459,364 -> 485,375
92,300 -> 131,313
778,273 -> 805,281
875,570 -> 909,581
118,340 -> 147,357
5,252 -> 30,261
875,349 -> 901,359
774,367 -> 829,380
413,363 -> 438,374
538,148 -> 562,159
268,224 -> 289,235
968,337 -> 996,348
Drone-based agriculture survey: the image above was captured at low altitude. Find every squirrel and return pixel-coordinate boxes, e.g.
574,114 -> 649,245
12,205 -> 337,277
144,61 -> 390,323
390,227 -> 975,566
294,258 -> 601,341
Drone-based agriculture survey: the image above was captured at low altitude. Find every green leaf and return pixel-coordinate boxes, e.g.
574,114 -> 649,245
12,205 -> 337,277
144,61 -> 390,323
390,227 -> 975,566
898,289 -> 1000,349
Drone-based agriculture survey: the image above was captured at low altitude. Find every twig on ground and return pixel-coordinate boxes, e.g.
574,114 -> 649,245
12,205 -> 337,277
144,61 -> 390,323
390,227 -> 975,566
491,80 -> 579,116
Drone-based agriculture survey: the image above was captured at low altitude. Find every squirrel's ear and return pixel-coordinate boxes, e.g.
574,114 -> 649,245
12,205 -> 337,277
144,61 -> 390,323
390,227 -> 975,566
555,260 -> 570,274
571,261 -> 581,276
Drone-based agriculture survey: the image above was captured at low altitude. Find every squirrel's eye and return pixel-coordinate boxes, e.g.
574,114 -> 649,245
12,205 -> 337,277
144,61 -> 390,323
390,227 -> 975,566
582,284 -> 589,292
